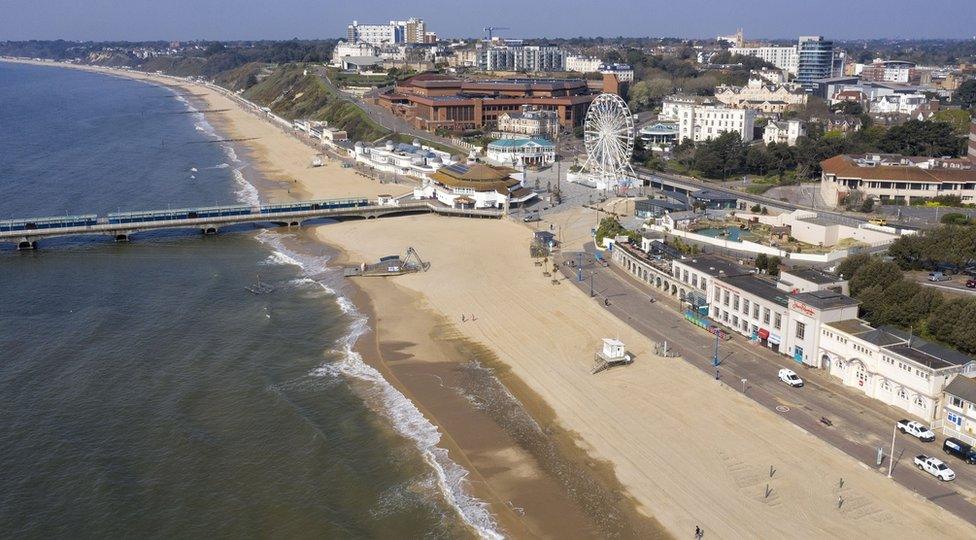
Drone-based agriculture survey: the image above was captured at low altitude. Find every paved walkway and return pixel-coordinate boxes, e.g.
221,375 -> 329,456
556,244 -> 976,526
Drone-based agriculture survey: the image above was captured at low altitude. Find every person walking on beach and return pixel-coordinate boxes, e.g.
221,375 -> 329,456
694,525 -> 703,539
461,314 -> 466,322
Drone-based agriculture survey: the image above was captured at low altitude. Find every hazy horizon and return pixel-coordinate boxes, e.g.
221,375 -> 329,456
2,0 -> 975,42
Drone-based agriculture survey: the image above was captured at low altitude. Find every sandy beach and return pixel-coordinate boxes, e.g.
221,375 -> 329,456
11,58 -> 976,537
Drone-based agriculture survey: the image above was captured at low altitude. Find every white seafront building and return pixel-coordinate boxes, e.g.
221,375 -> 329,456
819,320 -> 976,422
353,139 -> 456,180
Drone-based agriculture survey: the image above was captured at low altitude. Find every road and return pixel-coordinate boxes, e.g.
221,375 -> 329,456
555,244 -> 976,526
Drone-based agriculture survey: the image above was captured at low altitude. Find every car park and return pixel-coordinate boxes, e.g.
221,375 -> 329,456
778,368 -> 803,387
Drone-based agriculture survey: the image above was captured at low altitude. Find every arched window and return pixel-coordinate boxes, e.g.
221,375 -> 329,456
880,380 -> 891,391
898,388 -> 907,400
914,396 -> 925,409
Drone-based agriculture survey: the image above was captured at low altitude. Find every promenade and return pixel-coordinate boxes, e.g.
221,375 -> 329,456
558,243 -> 976,526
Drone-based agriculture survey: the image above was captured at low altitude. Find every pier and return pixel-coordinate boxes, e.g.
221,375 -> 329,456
1,196 -> 503,250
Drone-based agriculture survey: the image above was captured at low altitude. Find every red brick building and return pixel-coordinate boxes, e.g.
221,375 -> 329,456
377,73 -> 597,133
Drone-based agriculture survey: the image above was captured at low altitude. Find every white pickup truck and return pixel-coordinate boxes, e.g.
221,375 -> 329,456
914,455 -> 956,481
898,419 -> 936,442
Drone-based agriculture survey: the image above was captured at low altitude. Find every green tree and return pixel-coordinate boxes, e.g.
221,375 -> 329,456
931,109 -> 973,137
954,79 -> 976,110
941,212 -> 972,225
836,253 -> 872,281
766,256 -> 782,276
849,259 -> 902,296
755,253 -> 768,272
879,119 -> 964,157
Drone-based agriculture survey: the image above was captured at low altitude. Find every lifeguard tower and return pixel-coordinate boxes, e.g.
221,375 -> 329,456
592,338 -> 633,374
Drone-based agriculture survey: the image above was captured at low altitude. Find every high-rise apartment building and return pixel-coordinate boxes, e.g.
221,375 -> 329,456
347,18 -> 428,46
797,36 -> 837,89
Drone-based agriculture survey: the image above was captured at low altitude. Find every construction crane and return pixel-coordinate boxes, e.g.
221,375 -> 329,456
484,26 -> 510,41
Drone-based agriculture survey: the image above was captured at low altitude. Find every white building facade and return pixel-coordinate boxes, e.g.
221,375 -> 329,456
819,320 -> 976,422
486,138 -> 555,167
763,120 -> 806,146
565,55 -> 603,73
729,45 -> 799,74
353,140 -> 455,180
675,103 -> 756,143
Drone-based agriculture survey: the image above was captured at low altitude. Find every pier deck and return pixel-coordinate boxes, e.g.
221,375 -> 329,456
1,198 -> 503,250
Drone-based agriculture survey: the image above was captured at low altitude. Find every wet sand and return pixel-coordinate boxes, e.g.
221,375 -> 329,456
344,269 -> 668,538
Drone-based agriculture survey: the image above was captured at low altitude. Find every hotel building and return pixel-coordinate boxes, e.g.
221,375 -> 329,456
820,154 -> 976,207
675,103 -> 756,143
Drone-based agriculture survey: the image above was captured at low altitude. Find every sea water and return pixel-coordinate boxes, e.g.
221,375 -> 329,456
0,61 -> 497,538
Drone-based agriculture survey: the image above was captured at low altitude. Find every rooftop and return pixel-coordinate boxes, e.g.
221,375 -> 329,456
718,274 -> 790,307
791,290 -> 859,310
782,267 -> 843,285
487,137 -> 554,149
945,376 -> 976,404
676,255 -> 751,278
826,319 -> 976,370
429,162 -> 520,191
821,154 -> 975,184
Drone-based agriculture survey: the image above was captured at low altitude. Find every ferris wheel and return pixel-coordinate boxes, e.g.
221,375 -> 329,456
581,93 -> 636,189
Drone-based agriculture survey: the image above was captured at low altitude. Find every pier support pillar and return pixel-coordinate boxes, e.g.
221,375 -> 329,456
114,233 -> 129,243
288,221 -> 300,227
17,239 -> 37,251
202,226 -> 218,235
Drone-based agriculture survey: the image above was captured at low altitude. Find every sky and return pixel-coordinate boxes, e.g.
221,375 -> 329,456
3,0 -> 975,41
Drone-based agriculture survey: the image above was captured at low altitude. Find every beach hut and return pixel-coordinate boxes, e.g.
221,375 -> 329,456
592,338 -> 633,373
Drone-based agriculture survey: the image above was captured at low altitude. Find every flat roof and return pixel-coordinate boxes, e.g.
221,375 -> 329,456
718,274 -> 790,307
676,255 -> 751,278
783,267 -> 842,285
792,290 -> 859,310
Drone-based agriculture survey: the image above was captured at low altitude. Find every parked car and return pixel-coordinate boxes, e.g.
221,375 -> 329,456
914,455 -> 956,481
778,368 -> 804,387
966,279 -> 976,289
523,214 -> 541,223
943,437 -> 976,464
928,272 -> 950,282
897,419 -> 935,442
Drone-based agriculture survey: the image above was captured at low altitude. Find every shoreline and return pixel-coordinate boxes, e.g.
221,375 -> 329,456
0,58 -> 638,536
10,57 -> 976,538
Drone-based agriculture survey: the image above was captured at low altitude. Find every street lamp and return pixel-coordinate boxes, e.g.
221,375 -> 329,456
888,423 -> 897,478
712,332 -> 721,367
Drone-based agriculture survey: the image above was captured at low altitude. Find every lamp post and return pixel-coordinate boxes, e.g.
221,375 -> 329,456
590,271 -> 595,298
887,423 -> 897,478
712,332 -> 720,367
